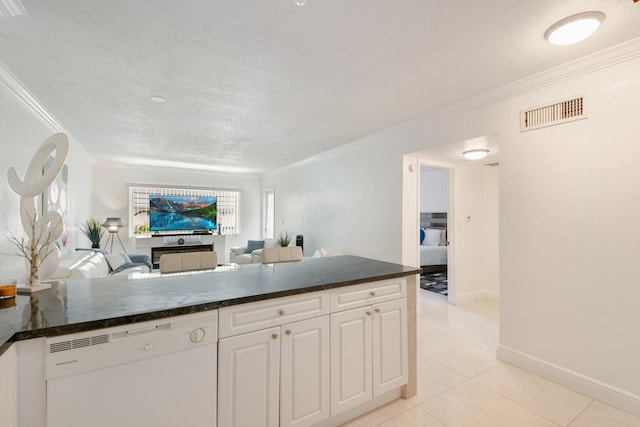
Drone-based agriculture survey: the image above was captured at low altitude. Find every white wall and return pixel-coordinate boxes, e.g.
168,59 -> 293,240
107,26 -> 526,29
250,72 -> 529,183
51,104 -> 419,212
263,43 -> 640,409
91,163 -> 262,262
262,146 -> 404,261
419,168 -> 447,213
0,86 -> 93,282
482,167 -> 499,299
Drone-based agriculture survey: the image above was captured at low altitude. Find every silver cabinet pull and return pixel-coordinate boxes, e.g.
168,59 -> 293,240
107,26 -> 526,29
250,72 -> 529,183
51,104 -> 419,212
279,309 -> 285,315
375,308 -> 380,313
369,291 -> 376,297
366,311 -> 372,316
285,330 -> 292,335
272,334 -> 278,340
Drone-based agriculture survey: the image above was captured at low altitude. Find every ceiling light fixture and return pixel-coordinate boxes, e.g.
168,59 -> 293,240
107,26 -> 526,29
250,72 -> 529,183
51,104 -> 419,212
149,95 -> 166,103
295,0 -> 307,5
462,149 -> 489,160
544,11 -> 605,46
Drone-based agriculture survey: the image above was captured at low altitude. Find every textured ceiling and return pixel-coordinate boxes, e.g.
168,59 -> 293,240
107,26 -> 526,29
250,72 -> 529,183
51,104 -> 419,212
1,0 -> 640,173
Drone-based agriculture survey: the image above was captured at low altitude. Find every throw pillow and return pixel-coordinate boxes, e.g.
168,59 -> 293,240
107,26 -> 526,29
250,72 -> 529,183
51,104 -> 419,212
419,228 -> 425,244
425,228 -> 441,246
105,253 -> 132,271
245,240 -> 265,253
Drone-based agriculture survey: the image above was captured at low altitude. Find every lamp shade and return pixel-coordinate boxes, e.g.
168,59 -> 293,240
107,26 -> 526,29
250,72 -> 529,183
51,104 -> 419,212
102,217 -> 124,233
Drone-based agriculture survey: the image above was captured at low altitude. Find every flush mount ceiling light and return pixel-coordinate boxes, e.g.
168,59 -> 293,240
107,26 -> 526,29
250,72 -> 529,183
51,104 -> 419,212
295,0 -> 307,5
462,149 -> 489,160
545,11 -> 605,46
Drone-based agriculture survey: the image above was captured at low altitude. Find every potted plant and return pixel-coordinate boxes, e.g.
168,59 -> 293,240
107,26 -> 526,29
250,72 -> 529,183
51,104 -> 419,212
80,218 -> 104,248
276,231 -> 291,247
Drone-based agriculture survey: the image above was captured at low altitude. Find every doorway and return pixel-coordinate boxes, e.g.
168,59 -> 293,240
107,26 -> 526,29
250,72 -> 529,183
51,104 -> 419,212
418,165 -> 451,301
402,135 -> 500,306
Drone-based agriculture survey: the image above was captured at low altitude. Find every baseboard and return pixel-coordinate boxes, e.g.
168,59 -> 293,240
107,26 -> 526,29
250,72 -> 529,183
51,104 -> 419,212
485,290 -> 499,302
454,289 -> 500,304
497,345 -> 640,418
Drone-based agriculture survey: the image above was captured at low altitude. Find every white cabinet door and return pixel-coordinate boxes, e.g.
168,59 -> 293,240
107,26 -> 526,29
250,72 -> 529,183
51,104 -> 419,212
330,306 -> 372,416
218,327 -> 280,427
0,345 -> 18,427
280,316 -> 330,427
372,298 -> 408,397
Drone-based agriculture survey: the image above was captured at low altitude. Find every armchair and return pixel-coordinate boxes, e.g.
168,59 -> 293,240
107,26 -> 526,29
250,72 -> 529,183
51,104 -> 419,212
230,239 -> 277,264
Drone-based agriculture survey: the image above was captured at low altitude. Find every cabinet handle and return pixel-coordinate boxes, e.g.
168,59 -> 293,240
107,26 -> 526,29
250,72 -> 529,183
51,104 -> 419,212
366,311 -> 372,316
272,334 -> 278,340
285,330 -> 291,335
279,309 -> 285,316
369,291 -> 376,297
375,308 -> 380,313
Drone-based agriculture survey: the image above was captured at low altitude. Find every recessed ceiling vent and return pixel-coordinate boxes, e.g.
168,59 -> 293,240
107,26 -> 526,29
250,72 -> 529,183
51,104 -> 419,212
520,96 -> 586,132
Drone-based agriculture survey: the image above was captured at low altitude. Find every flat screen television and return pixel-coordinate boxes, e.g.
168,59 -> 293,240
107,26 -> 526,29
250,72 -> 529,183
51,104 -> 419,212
149,195 -> 217,232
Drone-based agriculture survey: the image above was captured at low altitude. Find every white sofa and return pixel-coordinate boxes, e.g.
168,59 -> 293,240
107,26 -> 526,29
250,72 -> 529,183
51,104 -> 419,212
229,239 -> 277,264
50,250 -> 151,280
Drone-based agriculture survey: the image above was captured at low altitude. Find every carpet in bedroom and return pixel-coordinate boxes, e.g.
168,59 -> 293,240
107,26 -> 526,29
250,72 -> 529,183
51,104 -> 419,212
420,270 -> 448,296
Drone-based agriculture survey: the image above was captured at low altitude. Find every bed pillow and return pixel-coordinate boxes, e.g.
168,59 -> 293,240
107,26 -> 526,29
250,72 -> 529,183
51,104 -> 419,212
419,228 -> 425,244
425,228 -> 441,246
439,229 -> 447,246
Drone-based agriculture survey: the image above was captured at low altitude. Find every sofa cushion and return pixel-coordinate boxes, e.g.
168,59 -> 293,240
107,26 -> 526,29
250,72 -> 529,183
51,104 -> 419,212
105,253 -> 132,271
245,240 -> 264,253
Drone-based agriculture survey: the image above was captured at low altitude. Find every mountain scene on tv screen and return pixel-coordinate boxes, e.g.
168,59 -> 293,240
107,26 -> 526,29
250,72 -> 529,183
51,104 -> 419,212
149,196 -> 217,231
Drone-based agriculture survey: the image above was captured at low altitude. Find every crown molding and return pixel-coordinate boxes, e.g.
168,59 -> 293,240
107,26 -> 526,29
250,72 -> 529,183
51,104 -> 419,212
441,36 -> 640,116
0,60 -> 64,132
266,37 -> 640,176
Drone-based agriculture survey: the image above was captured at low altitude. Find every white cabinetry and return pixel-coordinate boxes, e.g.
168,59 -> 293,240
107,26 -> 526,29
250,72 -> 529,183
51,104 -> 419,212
0,345 -> 18,427
330,279 -> 408,417
218,294 -> 330,427
218,278 -> 408,426
280,316 -> 330,427
218,327 -> 281,427
330,306 -> 373,415
372,298 -> 408,396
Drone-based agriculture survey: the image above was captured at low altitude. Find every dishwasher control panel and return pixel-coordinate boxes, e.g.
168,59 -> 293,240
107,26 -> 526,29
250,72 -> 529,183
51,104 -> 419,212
45,310 -> 218,380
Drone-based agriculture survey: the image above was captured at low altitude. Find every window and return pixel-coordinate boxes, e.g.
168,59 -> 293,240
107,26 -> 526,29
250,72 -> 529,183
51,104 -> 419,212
129,185 -> 241,237
263,188 -> 274,239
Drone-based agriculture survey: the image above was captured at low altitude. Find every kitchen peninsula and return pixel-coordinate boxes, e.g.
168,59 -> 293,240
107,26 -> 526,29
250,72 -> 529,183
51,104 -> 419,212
0,255 -> 419,427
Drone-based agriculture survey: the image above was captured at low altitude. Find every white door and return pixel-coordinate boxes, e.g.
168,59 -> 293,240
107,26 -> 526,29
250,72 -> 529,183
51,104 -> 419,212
330,306 -> 372,416
280,316 -> 330,427
218,327 -> 280,427
372,298 -> 408,396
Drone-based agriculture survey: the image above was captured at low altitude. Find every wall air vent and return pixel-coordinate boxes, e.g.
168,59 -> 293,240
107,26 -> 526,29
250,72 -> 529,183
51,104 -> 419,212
520,96 -> 586,132
49,334 -> 110,353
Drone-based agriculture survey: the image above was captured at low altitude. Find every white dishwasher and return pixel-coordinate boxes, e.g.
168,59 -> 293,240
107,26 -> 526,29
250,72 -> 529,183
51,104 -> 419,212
45,311 -> 218,427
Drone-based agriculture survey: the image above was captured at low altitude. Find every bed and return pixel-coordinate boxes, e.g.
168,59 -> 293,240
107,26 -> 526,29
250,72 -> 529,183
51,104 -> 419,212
420,212 -> 448,273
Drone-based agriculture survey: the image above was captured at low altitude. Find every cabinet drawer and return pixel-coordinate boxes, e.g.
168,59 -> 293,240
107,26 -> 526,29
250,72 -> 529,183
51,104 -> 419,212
330,278 -> 406,312
219,291 -> 329,338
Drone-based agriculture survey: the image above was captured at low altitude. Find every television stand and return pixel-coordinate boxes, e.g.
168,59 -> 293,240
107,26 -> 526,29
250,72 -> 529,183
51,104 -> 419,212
151,243 -> 214,269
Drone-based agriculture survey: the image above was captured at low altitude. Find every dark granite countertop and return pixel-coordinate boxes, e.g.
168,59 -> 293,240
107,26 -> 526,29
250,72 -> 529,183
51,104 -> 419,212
0,255 -> 419,354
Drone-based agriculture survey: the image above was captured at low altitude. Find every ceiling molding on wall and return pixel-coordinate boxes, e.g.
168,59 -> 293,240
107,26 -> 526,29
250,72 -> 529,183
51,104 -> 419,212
0,60 -> 64,132
441,36 -> 640,116
267,37 -> 640,176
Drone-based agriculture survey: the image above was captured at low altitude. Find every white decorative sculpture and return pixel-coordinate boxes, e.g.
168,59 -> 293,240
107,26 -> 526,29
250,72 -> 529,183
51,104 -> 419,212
7,133 -> 69,292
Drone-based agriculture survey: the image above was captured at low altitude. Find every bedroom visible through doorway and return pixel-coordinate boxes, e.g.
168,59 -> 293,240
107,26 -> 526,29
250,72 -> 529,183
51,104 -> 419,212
419,166 -> 449,297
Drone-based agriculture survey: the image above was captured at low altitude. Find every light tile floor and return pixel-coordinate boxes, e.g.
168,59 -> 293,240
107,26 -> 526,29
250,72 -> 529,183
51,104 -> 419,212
342,290 -> 640,427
